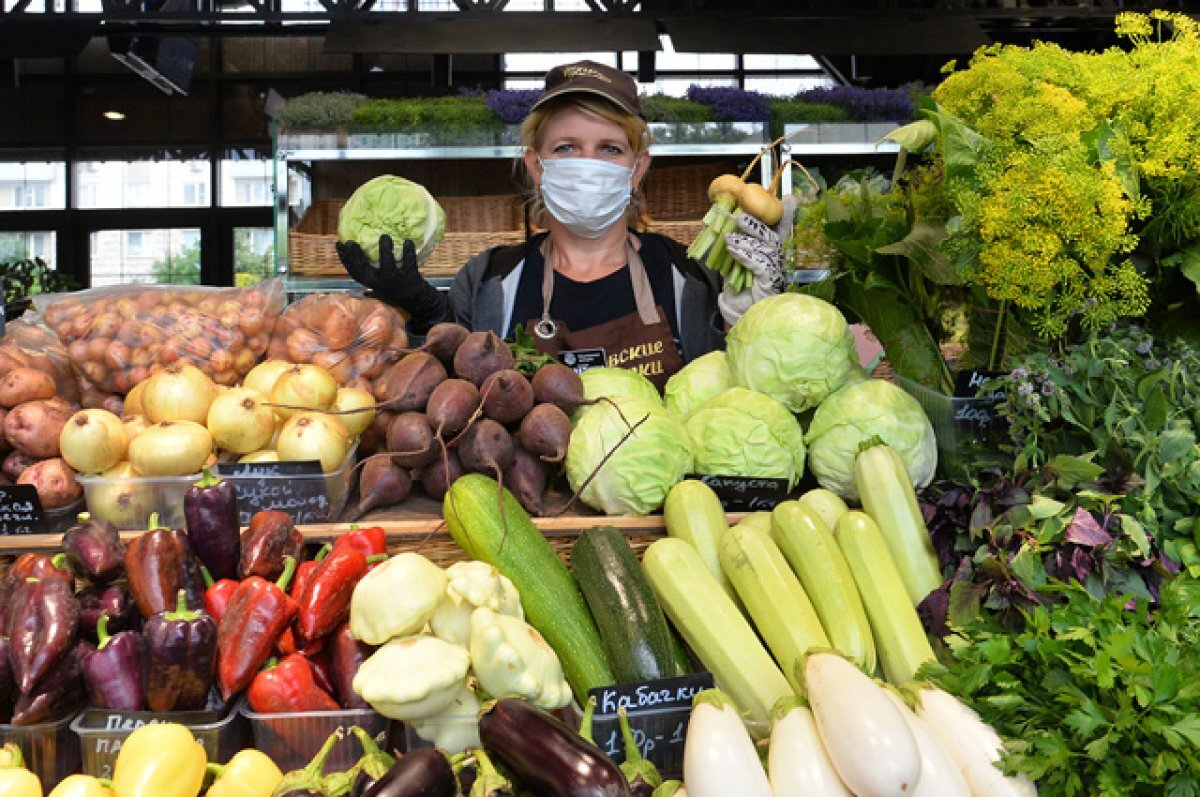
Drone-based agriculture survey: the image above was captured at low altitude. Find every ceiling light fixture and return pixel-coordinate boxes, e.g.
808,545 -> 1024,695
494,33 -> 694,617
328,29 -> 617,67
103,110 -> 126,121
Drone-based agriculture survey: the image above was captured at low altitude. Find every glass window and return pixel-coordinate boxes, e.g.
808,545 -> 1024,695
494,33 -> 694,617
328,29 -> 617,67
91,228 -> 202,286
219,158 -> 273,207
743,54 -> 822,70
0,162 -> 66,211
504,52 -> 619,73
0,232 -> 57,270
234,227 -> 274,287
74,159 -> 211,209
746,76 -> 835,95
651,77 -> 737,98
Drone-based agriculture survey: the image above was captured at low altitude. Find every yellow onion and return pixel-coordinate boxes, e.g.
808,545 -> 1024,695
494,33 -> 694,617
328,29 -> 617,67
238,449 -> 280,464
269,364 -> 338,420
141,363 -> 216,424
88,461 -> 155,529
276,411 -> 351,473
129,420 -> 213,477
243,359 -> 294,398
122,415 -> 150,444
123,380 -> 147,417
59,409 -> 127,475
330,387 -> 376,438
207,387 -> 276,454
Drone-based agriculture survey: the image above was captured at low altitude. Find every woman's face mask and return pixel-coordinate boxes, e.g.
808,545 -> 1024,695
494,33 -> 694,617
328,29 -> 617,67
538,156 -> 634,238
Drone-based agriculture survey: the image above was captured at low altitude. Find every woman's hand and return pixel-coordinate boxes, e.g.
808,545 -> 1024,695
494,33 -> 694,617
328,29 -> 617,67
335,234 -> 449,334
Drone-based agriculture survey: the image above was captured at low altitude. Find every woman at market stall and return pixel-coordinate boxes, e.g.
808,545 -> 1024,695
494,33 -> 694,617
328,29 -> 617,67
337,60 -> 787,388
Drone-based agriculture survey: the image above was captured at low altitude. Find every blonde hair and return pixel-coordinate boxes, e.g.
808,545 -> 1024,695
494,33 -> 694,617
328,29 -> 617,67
517,94 -> 653,230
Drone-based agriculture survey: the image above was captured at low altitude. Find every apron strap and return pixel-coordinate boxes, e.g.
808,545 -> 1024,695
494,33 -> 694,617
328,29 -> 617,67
536,235 -> 659,339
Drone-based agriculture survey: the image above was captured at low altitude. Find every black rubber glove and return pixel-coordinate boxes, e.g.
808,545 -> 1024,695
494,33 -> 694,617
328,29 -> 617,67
335,234 -> 450,335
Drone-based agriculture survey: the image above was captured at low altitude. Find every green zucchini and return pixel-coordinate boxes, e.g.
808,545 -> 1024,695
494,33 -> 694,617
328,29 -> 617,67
571,525 -> 682,683
443,474 -> 614,700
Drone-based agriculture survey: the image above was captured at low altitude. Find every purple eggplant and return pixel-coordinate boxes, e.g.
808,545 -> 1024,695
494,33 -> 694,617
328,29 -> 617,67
78,583 -> 135,643
184,469 -> 242,582
0,637 -> 16,723
142,589 -> 217,712
11,641 -> 90,725
82,613 -> 145,711
62,513 -> 125,584
361,748 -> 458,797
329,622 -> 374,710
8,577 -> 79,694
480,698 -> 632,797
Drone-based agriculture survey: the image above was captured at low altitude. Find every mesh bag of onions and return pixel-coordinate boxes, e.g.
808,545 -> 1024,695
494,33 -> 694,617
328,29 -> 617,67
266,293 -> 408,392
42,279 -> 286,395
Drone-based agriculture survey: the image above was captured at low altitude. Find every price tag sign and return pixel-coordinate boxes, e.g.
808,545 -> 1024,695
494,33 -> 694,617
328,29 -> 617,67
0,485 -> 45,535
587,672 -> 715,780
216,460 -> 331,525
686,474 -> 790,512
953,369 -> 1007,434
558,347 -> 607,375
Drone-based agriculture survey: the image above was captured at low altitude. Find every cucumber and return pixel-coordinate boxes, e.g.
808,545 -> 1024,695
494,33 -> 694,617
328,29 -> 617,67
571,525 -> 682,683
443,474 -> 614,700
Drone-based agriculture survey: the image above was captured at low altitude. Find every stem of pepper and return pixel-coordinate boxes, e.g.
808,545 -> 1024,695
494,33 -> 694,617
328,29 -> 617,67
314,544 -> 332,562
50,553 -> 69,571
276,556 -> 298,593
163,589 -> 201,622
200,566 -> 214,589
194,468 -> 221,489
147,512 -> 165,531
96,613 -> 112,650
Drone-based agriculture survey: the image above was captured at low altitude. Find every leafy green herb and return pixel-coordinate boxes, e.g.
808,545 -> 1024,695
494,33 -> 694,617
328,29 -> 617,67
507,325 -> 555,377
925,577 -> 1200,795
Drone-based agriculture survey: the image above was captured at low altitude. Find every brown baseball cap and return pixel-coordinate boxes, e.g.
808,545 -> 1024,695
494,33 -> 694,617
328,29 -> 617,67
531,60 -> 642,118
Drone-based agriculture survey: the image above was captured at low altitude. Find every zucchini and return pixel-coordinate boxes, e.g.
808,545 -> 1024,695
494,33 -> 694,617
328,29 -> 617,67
443,474 -> 614,701
855,443 -> 943,605
571,525 -> 681,683
736,511 -> 774,535
719,525 -> 828,694
643,537 -> 792,728
797,488 -> 849,532
663,480 -> 736,601
834,511 -> 936,685
771,501 -> 875,674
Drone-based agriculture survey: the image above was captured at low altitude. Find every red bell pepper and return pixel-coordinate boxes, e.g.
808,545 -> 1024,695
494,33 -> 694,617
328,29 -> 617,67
305,646 -> 337,700
276,627 -> 324,658
294,546 -> 372,647
203,568 -> 240,627
331,526 -> 387,567
289,545 -> 331,602
216,557 -> 298,700
246,654 -> 339,714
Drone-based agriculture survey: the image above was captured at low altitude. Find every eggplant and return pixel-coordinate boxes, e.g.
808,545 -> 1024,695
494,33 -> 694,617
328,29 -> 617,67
480,698 -> 632,797
361,748 -> 459,797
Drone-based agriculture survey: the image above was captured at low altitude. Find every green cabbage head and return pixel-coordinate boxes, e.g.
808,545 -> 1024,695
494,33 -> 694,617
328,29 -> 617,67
804,378 -> 937,500
684,387 -> 806,488
575,367 -> 662,423
338,175 -> 446,263
566,396 -> 692,516
664,350 -> 733,419
725,293 -> 859,413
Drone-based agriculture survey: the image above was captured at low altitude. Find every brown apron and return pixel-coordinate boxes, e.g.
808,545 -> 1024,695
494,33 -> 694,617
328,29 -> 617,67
524,237 -> 684,390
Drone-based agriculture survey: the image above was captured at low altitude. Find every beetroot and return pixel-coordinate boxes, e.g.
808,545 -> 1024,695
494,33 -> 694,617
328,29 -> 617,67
457,418 -> 515,476
420,323 -> 470,369
426,379 -> 481,438
517,402 -> 573,463
530,363 -> 590,414
353,457 -> 412,520
377,352 -> 447,413
507,443 -> 549,516
453,331 -> 515,387
386,412 -> 438,469
420,448 -> 465,500
359,409 -> 396,457
480,369 -> 534,425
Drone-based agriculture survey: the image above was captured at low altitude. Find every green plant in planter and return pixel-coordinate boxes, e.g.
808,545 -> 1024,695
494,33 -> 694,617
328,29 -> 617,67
0,257 -> 76,320
350,96 -> 502,144
638,95 -> 714,124
767,99 -> 850,137
274,92 -> 369,129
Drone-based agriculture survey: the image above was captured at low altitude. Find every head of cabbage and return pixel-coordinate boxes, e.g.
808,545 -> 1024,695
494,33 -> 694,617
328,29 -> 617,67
338,175 -> 446,263
725,293 -> 859,413
573,367 -> 661,422
664,351 -> 733,420
804,378 -> 937,500
684,387 -> 806,488
566,396 -> 692,516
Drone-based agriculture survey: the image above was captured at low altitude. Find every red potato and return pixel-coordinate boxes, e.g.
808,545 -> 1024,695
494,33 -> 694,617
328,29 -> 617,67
18,457 -> 82,509
0,409 -> 9,457
5,399 -> 72,459
2,450 -> 37,482
0,368 -> 56,409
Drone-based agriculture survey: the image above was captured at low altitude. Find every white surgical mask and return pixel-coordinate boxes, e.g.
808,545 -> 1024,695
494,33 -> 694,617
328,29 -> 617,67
538,156 -> 633,238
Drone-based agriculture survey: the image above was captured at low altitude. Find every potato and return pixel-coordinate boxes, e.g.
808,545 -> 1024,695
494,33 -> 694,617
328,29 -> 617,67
4,399 -> 72,459
18,457 -> 81,509
2,450 -> 37,482
0,368 -> 56,409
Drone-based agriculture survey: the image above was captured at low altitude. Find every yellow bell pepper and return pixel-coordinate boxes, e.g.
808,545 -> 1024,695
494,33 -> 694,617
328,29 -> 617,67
111,723 -> 205,797
0,743 -> 41,797
47,775 -> 114,797
205,750 -> 283,797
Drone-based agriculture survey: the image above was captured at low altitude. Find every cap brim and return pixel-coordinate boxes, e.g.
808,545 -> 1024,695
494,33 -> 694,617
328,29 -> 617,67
530,85 -> 641,118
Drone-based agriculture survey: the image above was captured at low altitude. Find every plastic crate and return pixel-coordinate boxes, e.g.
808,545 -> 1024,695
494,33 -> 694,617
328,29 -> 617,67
242,706 -> 391,774
71,699 -> 248,779
219,444 -> 358,526
400,713 -> 480,756
0,710 -> 82,790
894,374 -> 1004,480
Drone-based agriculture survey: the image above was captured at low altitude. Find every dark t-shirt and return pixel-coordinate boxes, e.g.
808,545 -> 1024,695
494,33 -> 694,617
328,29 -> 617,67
506,233 -> 680,341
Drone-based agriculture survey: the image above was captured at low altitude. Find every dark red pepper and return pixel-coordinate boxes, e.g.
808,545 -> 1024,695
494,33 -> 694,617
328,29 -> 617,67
246,654 -> 339,714
332,526 -> 387,566
184,469 -> 242,582
328,622 -> 373,710
239,510 -> 303,581
143,589 -> 218,712
217,556 -> 298,700
62,513 -> 125,584
305,646 -> 337,700
290,545 -> 331,602
78,583 -> 136,643
124,514 -> 205,619
203,567 -> 240,626
295,546 -> 372,646
8,577 -> 80,694
82,613 -> 145,711
11,641 -> 90,726
0,553 -> 73,634
0,637 -> 16,724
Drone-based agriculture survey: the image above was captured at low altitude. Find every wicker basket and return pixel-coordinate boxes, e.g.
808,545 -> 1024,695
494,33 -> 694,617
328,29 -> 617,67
642,161 -> 736,220
645,219 -> 704,246
382,528 -> 667,569
287,199 -> 346,277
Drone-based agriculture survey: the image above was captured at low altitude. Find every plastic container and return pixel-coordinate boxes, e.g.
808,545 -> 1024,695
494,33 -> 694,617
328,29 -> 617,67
71,699 -> 248,779
894,374 -> 1005,480
75,472 -> 194,530
243,706 -> 390,774
39,497 -> 84,535
401,713 -> 481,756
219,443 -> 358,526
0,711 -> 82,789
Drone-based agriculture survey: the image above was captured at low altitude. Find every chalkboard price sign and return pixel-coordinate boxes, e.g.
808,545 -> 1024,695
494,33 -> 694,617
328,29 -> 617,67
686,474 -> 790,512
0,485 -> 45,535
587,672 -> 714,780
216,460 -> 331,524
953,369 -> 1007,433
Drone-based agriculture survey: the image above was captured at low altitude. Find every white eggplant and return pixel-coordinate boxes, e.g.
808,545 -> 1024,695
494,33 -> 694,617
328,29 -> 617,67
683,689 -> 772,797
881,690 -> 971,797
915,687 -> 1038,797
805,652 -> 922,797
768,697 -> 852,796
